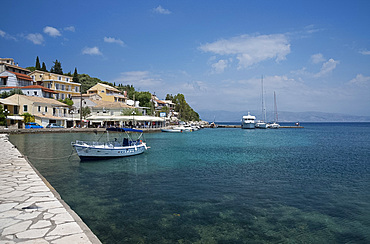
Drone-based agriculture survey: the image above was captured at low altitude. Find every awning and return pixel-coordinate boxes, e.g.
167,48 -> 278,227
7,115 -> 24,120
87,115 -> 166,122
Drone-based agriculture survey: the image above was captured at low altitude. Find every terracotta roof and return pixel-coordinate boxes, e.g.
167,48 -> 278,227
0,76 -> 8,79
9,71 -> 33,81
0,85 -> 58,94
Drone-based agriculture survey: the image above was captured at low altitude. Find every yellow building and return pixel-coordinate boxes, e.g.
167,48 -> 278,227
29,70 -> 81,100
6,94 -> 70,127
87,83 -> 126,103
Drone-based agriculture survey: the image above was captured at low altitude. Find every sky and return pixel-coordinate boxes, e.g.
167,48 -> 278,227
1,0 -> 370,118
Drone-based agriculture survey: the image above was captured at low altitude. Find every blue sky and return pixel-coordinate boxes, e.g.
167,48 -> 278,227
1,0 -> 370,118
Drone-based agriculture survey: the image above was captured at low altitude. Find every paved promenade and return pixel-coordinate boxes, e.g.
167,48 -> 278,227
0,134 -> 101,243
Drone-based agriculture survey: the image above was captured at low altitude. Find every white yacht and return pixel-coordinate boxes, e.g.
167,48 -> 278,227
241,112 -> 256,129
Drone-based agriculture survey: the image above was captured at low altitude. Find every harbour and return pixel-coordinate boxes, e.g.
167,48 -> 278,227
5,122 -> 370,243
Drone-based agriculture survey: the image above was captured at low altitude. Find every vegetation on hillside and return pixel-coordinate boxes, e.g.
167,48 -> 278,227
0,89 -> 24,99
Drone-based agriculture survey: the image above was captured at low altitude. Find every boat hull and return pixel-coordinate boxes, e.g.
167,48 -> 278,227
73,144 -> 147,160
241,122 -> 255,129
255,122 -> 268,129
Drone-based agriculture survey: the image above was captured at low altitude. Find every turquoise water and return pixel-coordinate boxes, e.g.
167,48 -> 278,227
9,123 -> 370,243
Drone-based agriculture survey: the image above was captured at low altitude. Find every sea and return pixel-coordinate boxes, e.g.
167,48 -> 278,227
9,122 -> 370,244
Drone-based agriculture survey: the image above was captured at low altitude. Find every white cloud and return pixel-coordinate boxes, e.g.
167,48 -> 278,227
211,59 -> 229,73
104,37 -> 125,46
153,5 -> 171,14
199,34 -> 290,69
349,74 -> 370,85
26,33 -> 44,45
310,53 -> 325,64
114,71 -> 163,89
64,26 -> 75,32
0,29 -> 16,41
43,26 -> 61,37
314,58 -> 339,78
82,46 -> 102,55
359,49 -> 370,55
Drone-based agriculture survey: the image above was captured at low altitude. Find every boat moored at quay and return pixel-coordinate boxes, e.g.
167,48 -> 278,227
72,127 -> 149,160
241,112 -> 256,129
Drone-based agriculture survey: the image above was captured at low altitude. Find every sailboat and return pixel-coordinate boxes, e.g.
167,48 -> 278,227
255,76 -> 268,129
268,91 -> 280,129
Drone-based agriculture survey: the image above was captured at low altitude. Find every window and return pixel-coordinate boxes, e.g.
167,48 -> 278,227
47,83 -> 52,89
45,107 -> 48,112
23,105 -> 28,112
66,78 -> 69,82
61,94 -> 65,99
61,85 -> 65,90
38,106 -> 41,112
55,84 -> 59,90
34,91 -> 38,96
75,87 -> 79,92
58,76 -> 62,81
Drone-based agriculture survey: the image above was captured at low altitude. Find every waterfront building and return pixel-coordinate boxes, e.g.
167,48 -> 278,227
29,70 -> 81,100
6,94 -> 71,127
0,85 -> 57,98
87,83 -> 126,103
0,58 -> 33,88
0,97 -> 23,129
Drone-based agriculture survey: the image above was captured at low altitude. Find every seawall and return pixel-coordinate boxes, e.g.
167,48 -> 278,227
0,133 -> 101,243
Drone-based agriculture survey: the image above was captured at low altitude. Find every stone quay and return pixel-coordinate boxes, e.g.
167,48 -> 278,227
0,134 -> 101,243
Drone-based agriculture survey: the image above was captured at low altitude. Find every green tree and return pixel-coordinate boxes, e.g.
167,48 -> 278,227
21,113 -> 35,123
173,93 -> 200,121
26,66 -> 36,72
0,89 -> 24,99
121,108 -> 140,116
135,91 -> 152,108
81,106 -> 91,119
0,105 -> 7,126
117,85 -> 135,99
50,60 -> 63,75
35,56 -> 41,70
41,62 -> 47,71
165,94 -> 174,101
73,68 -> 79,83
59,98 -> 73,107
78,74 -> 106,93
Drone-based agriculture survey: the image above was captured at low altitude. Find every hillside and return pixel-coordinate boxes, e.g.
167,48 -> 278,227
198,110 -> 370,122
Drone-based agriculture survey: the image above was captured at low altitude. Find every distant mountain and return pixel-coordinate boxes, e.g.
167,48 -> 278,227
198,110 -> 370,122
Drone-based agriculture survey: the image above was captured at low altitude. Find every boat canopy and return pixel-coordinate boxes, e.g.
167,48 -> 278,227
106,127 -> 143,133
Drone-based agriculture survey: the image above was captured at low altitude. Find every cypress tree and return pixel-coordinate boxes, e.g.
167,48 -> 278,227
51,60 -> 63,75
35,56 -> 41,70
73,68 -> 79,83
41,62 -> 47,71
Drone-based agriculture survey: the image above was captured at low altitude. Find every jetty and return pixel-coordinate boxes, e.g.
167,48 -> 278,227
206,124 -> 304,128
0,134 -> 101,243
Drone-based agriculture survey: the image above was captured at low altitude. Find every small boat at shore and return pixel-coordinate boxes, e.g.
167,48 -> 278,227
161,125 -> 193,133
72,127 -> 148,160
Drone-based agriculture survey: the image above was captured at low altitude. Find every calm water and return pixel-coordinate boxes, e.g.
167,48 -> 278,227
9,123 -> 370,243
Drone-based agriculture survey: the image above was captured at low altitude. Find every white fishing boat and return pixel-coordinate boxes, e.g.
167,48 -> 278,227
161,125 -> 193,133
72,128 -> 148,160
241,112 -> 256,129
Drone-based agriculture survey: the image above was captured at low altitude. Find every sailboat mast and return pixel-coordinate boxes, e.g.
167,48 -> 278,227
261,75 -> 266,122
274,91 -> 278,123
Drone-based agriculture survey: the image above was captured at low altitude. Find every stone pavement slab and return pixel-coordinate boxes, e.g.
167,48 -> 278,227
0,134 -> 101,243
